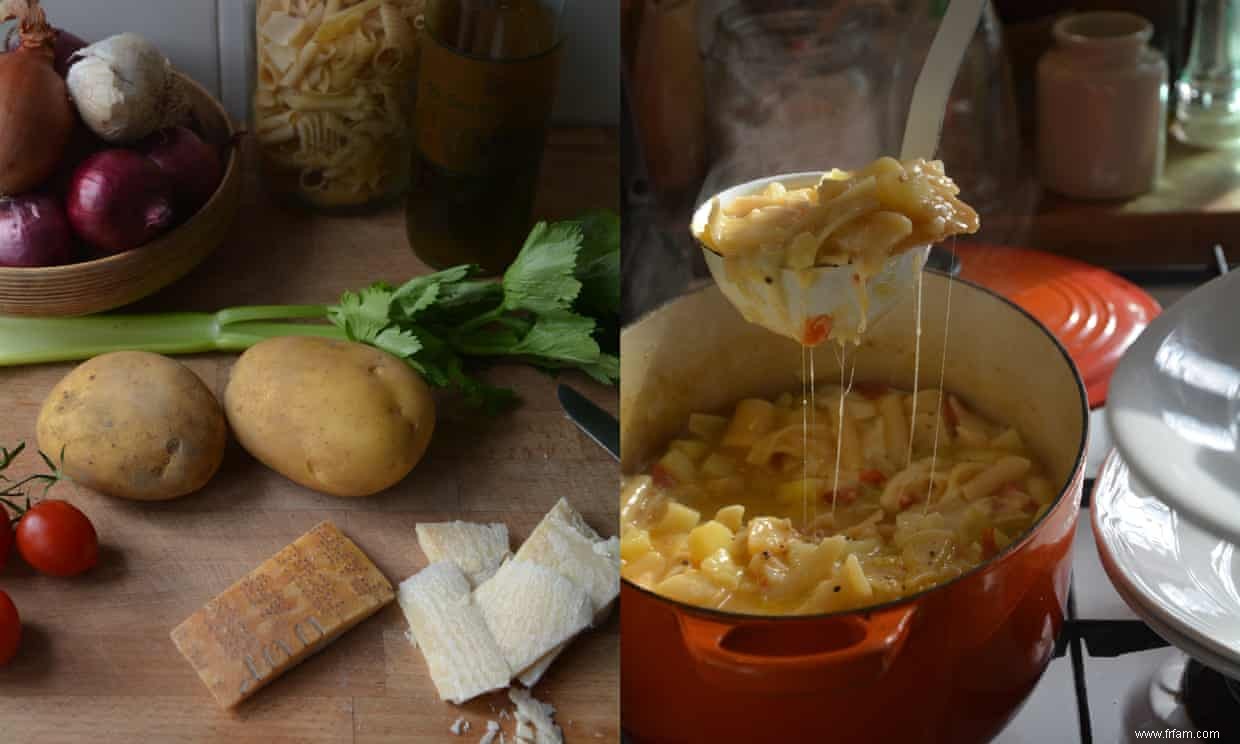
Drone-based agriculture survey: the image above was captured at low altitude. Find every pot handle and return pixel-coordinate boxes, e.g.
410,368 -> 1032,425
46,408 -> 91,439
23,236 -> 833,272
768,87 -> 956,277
676,604 -> 918,695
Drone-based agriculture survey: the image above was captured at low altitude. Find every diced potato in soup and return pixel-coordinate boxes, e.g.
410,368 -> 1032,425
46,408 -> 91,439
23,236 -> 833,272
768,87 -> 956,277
620,387 -> 1056,615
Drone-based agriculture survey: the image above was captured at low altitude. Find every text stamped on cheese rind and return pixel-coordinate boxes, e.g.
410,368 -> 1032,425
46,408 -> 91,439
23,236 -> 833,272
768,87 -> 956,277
170,521 -> 394,708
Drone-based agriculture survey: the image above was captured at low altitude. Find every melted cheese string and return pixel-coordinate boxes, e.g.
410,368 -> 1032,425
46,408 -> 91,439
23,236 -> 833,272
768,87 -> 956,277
830,344 -> 857,519
908,266 -> 924,467
925,238 -> 956,513
809,350 -> 817,525
801,343 -> 810,529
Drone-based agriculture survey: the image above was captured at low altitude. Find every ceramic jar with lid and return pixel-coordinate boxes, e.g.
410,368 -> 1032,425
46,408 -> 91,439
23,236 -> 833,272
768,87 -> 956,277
1037,12 -> 1167,200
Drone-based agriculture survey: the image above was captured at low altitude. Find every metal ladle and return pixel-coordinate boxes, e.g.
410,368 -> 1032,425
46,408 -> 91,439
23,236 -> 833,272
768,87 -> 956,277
692,0 -> 987,345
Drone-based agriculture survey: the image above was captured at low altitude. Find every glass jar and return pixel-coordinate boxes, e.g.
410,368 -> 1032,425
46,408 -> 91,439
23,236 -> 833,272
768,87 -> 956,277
699,2 -> 899,201
252,0 -> 424,212
1173,0 -> 1240,148
405,0 -> 566,275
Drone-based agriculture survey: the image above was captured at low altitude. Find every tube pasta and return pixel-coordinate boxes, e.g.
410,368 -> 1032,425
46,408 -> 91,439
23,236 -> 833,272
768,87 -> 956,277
257,123 -> 297,145
380,1 -> 417,53
960,456 -> 1032,502
279,40 -> 320,87
254,0 -> 423,208
878,393 -> 908,465
621,387 -> 1055,615
696,158 -> 980,268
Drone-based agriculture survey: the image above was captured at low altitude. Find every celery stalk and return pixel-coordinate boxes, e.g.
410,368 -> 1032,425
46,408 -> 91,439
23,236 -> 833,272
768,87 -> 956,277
0,306 -> 345,366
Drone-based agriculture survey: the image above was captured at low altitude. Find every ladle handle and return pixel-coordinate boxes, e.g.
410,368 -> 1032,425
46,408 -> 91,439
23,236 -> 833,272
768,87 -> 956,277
900,0 -> 988,161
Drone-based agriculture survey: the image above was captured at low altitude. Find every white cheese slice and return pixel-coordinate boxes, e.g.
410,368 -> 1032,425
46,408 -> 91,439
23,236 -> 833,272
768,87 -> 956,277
514,500 -> 620,623
417,521 -> 511,587
474,559 -> 592,676
509,687 -> 563,744
516,647 -> 560,689
510,499 -> 620,685
479,720 -> 502,744
397,562 -> 512,704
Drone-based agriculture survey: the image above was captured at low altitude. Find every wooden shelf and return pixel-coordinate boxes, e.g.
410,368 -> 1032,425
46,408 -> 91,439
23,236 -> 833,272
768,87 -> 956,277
983,140 -> 1240,266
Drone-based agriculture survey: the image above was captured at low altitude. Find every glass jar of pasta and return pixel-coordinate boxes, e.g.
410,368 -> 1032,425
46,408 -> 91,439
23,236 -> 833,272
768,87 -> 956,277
253,0 -> 424,212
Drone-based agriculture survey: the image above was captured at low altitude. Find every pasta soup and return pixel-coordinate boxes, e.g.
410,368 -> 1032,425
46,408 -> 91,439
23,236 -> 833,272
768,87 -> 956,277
620,385 -> 1055,615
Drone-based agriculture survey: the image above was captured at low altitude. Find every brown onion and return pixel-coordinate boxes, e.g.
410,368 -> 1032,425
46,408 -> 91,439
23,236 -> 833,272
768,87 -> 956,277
0,1 -> 73,195
4,25 -> 86,77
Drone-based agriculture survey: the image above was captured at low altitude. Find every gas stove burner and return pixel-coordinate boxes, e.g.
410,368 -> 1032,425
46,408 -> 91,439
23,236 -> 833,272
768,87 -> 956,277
1149,654 -> 1240,739
1183,659 -> 1240,740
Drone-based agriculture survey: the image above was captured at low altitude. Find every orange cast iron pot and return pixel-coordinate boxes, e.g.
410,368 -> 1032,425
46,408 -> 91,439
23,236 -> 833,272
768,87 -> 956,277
619,274 -> 1089,744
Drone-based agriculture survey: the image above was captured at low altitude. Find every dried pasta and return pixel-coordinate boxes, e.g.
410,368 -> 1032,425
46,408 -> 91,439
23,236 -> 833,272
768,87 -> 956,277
620,385 -> 1056,615
255,0 -> 425,207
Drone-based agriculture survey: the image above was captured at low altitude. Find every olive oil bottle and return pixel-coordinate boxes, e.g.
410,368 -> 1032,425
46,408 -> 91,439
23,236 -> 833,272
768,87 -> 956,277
407,0 -> 564,274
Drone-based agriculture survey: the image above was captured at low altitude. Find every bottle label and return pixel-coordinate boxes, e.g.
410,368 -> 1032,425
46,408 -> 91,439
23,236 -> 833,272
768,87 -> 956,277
415,35 -> 561,176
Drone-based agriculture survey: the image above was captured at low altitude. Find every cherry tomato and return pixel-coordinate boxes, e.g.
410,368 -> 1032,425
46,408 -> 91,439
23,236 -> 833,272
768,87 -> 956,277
0,590 -> 18,666
0,514 -> 12,572
802,314 -> 834,346
15,500 -> 98,577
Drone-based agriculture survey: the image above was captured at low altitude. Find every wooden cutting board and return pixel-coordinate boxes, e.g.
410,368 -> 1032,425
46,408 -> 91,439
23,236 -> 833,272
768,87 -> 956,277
0,129 -> 620,743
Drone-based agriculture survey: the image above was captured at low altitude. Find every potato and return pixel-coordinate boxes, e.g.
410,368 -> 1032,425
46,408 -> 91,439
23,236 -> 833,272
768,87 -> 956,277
37,351 -> 227,501
224,337 -> 434,497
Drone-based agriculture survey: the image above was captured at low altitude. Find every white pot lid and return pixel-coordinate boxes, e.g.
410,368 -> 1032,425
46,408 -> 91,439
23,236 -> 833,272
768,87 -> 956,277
1107,269 -> 1240,544
1092,449 -> 1240,679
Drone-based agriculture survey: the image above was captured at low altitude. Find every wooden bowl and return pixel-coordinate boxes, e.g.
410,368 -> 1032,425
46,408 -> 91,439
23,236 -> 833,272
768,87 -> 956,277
0,74 -> 241,317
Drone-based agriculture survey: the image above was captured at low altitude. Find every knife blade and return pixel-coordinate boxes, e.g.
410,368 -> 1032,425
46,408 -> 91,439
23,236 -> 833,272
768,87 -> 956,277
558,385 -> 619,462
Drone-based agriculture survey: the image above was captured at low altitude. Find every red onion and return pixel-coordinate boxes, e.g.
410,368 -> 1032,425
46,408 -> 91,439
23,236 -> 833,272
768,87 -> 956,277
66,149 -> 174,255
5,26 -> 85,76
0,1 -> 73,195
138,126 -> 222,213
0,192 -> 74,267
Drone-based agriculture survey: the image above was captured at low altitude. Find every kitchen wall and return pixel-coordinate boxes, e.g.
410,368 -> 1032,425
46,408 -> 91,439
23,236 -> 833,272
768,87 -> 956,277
39,0 -> 618,126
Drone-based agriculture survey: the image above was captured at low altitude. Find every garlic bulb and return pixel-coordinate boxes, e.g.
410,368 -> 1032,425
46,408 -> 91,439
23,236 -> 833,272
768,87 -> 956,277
66,32 -> 187,143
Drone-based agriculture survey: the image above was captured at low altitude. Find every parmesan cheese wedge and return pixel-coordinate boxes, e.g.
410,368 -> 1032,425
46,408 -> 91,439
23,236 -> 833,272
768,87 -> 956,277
170,521 -> 393,709
416,521 -> 511,587
509,687 -> 564,744
474,559 -> 592,676
397,562 -> 512,704
510,499 -> 620,685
